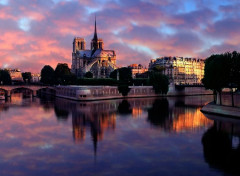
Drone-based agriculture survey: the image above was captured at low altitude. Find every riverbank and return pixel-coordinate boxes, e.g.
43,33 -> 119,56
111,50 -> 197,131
201,102 -> 240,118
51,85 -> 213,101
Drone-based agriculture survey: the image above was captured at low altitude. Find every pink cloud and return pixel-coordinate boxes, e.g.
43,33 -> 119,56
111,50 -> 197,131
0,0 -> 239,73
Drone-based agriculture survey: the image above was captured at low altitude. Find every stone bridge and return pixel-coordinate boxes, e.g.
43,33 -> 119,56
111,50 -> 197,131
0,85 -> 55,97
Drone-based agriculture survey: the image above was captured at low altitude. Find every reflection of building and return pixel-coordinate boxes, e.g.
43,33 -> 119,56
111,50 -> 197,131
52,96 -> 213,155
172,107 -> 212,132
71,18 -> 117,78
54,98 -> 117,153
147,97 -> 213,131
149,57 -> 205,85
128,64 -> 148,78
132,107 -> 143,118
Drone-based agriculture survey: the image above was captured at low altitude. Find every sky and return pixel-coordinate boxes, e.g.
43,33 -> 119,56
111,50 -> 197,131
0,0 -> 240,72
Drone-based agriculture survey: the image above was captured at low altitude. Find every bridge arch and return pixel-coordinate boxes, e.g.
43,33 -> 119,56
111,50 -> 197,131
0,88 -> 8,97
0,86 -> 56,97
37,87 -> 56,96
10,87 -> 36,97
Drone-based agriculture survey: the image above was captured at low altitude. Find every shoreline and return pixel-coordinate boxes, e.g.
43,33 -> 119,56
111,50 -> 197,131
46,85 -> 213,101
54,93 -> 213,102
201,102 -> 240,118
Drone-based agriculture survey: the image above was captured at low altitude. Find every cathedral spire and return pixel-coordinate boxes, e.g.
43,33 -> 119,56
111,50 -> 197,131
93,15 -> 98,41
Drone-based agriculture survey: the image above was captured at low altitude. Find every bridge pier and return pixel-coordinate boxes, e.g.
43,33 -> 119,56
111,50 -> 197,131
7,90 -> 11,97
32,90 -> 37,97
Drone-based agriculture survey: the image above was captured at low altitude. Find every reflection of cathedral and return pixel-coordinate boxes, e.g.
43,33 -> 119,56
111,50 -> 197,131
51,96 -> 214,155
54,98 -> 117,154
71,17 -> 117,78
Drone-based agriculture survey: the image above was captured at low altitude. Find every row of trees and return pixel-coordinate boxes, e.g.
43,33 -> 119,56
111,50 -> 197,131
202,51 -> 240,106
40,64 -> 170,96
109,67 -> 169,95
41,63 -> 76,85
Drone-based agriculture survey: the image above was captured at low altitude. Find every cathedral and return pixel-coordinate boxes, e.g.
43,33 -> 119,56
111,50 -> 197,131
71,18 -> 117,78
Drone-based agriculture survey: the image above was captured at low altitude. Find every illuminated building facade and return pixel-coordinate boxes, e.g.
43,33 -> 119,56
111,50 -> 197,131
149,56 -> 205,85
71,18 -> 117,78
31,73 -> 41,82
6,68 -> 23,83
128,64 -> 148,78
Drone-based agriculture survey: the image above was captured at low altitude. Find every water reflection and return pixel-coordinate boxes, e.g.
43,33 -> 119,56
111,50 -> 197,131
118,100 -> 132,115
202,114 -> 240,175
147,98 -> 213,132
147,98 -> 170,128
0,94 -> 214,142
0,93 -> 219,176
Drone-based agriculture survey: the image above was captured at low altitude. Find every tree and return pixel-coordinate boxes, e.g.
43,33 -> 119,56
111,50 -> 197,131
84,71 -> 93,78
0,70 -> 11,85
147,98 -> 169,127
117,100 -> 132,115
110,67 -> 132,84
54,63 -> 74,85
22,72 -> 32,83
149,72 -> 169,94
118,84 -> 131,96
151,65 -> 165,73
40,65 -> 55,85
202,52 -> 240,105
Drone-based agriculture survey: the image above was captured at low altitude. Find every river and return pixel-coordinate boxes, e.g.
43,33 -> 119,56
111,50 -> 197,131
0,93 -> 239,176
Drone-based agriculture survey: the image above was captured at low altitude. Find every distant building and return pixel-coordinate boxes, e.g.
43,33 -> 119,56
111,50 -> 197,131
71,17 -> 117,78
128,64 -> 148,78
31,73 -> 41,83
6,68 -> 23,83
149,56 -> 205,85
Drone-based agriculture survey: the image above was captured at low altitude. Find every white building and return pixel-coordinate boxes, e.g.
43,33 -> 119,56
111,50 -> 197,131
149,56 -> 205,85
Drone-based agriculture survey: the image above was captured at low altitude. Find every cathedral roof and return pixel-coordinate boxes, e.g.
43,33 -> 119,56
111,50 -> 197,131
77,49 -> 115,58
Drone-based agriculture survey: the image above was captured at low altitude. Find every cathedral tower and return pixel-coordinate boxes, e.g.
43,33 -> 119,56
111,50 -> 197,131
73,37 -> 86,53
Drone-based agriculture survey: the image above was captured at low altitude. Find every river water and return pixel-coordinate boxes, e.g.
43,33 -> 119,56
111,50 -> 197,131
0,93 -> 239,176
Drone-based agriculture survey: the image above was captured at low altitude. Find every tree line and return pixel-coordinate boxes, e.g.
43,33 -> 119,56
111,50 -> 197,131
41,63 -> 76,85
40,64 -> 170,96
202,51 -> 240,106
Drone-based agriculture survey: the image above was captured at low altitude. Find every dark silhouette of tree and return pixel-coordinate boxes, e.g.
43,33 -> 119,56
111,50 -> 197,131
0,69 -> 12,85
202,123 -> 240,175
147,98 -> 170,129
149,72 -> 169,94
151,65 -> 165,73
54,63 -> 76,85
117,100 -> 132,115
40,65 -> 55,85
84,71 -> 93,78
22,72 -> 32,83
118,85 -> 131,96
54,105 -> 69,121
202,51 -> 240,105
110,67 -> 132,84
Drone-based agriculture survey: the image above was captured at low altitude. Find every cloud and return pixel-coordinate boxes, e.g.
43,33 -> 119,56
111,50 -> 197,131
0,0 -> 239,72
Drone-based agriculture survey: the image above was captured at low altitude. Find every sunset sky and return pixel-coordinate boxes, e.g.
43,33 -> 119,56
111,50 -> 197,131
0,0 -> 240,72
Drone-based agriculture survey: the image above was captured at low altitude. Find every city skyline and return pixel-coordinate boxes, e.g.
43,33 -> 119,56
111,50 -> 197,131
0,0 -> 239,72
